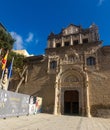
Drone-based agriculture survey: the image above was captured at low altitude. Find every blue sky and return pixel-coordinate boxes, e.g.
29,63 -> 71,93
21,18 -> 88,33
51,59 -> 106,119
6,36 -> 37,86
0,0 -> 110,55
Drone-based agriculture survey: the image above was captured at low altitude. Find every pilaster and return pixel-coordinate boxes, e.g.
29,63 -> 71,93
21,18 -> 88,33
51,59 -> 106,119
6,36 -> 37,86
79,33 -> 83,44
53,38 -> 56,48
85,71 -> 91,117
70,35 -> 73,45
61,37 -> 64,47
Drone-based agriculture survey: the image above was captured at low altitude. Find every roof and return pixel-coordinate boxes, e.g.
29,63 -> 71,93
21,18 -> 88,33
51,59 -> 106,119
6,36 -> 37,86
47,23 -> 96,40
12,49 -> 31,57
102,46 -> 110,53
24,55 -> 44,63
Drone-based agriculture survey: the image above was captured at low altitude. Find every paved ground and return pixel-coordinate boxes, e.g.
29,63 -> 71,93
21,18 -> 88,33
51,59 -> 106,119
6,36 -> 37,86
0,114 -> 110,130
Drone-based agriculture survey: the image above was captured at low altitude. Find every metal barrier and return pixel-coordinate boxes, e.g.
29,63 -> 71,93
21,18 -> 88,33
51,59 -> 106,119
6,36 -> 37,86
0,89 -> 29,118
0,89 -> 42,118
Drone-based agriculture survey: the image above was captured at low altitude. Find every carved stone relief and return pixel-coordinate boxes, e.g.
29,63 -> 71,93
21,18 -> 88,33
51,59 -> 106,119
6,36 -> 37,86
64,75 -> 79,82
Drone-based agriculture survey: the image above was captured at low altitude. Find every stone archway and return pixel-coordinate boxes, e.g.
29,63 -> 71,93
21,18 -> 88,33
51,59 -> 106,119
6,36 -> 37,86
59,69 -> 84,116
64,90 -> 79,115
54,68 -> 91,117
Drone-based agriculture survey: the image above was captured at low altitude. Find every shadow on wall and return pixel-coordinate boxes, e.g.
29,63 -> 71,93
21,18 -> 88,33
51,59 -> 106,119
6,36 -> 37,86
91,104 -> 110,118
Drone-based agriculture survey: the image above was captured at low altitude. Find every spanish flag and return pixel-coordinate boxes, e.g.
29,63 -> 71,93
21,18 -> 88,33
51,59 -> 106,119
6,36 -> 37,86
2,51 -> 9,70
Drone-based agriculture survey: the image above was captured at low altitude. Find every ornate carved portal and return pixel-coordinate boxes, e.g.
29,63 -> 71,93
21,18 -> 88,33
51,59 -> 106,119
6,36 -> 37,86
54,69 -> 88,116
61,87 -> 83,116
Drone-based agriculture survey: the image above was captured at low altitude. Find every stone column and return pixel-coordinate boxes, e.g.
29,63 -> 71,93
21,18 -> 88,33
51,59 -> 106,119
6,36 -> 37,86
79,33 -> 83,44
70,35 -> 73,45
47,40 -> 50,48
54,82 -> 58,115
53,38 -> 56,48
61,37 -> 64,47
47,58 -> 50,73
84,51 -> 87,70
58,87 -> 61,115
85,72 -> 91,117
54,81 -> 61,115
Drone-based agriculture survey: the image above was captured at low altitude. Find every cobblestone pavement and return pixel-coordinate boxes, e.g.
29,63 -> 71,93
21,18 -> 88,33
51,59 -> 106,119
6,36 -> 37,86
0,114 -> 110,130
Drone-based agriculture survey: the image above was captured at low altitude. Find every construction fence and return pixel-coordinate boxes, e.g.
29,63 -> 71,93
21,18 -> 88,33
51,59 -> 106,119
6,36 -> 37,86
0,89 -> 42,118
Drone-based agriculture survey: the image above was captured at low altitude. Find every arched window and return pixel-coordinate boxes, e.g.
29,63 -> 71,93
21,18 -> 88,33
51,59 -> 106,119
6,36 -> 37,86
50,61 -> 57,69
87,57 -> 96,66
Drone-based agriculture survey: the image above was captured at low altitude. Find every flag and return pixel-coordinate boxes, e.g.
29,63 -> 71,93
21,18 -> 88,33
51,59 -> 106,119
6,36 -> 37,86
1,51 -> 9,70
8,57 -> 14,79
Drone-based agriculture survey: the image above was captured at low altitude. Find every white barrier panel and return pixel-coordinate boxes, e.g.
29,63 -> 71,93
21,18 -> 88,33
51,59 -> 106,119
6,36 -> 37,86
0,89 -> 30,118
35,97 -> 42,114
29,104 -> 36,114
29,96 -> 42,114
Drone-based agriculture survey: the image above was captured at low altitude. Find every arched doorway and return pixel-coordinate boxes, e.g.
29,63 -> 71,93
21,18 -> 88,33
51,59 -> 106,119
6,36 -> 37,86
64,90 -> 79,115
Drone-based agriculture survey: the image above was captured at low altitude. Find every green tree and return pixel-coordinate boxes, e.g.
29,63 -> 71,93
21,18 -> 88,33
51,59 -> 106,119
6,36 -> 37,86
0,27 -> 15,51
0,25 -> 25,73
7,51 -> 25,69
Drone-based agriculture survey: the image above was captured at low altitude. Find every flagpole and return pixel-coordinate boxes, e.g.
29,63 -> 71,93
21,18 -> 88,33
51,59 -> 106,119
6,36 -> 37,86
0,69 -> 5,89
7,57 -> 14,90
0,50 -> 9,89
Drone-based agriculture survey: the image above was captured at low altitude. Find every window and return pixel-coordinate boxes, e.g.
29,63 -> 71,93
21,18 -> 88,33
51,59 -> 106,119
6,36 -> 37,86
87,57 -> 96,66
64,42 -> 70,46
73,40 -> 79,45
83,38 -> 88,43
50,61 -> 57,69
56,43 -> 61,48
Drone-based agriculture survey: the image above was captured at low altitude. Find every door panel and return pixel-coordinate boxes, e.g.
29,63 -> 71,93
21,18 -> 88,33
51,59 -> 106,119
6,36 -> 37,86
64,90 -> 79,115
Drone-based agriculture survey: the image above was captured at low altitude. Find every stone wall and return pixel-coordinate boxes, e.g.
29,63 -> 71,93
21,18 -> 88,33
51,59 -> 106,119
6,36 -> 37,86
10,46 -> 110,117
19,58 -> 56,114
89,48 -> 110,117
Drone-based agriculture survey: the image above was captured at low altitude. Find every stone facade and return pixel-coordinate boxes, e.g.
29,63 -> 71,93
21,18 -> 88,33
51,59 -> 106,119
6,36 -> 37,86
19,24 -> 110,117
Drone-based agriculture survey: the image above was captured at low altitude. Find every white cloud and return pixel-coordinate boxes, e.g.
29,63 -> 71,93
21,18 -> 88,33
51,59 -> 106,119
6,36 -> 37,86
10,32 -> 24,50
98,0 -> 105,6
25,32 -> 34,43
10,31 -> 39,54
